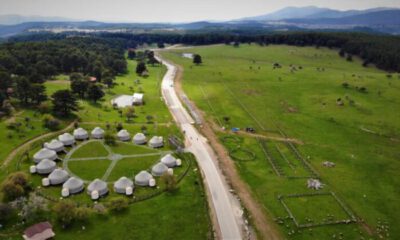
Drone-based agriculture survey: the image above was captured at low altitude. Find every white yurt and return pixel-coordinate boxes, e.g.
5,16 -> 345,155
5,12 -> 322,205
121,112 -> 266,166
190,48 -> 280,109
87,179 -> 108,196
117,130 -> 131,141
74,128 -> 89,140
135,171 -> 153,186
44,139 -> 65,152
36,159 -> 56,174
151,162 -> 168,177
58,133 -> 75,146
161,154 -> 177,168
33,148 -> 57,163
149,136 -> 163,148
48,169 -> 69,185
62,177 -> 84,194
114,177 -> 134,194
91,127 -> 105,139
133,133 -> 147,145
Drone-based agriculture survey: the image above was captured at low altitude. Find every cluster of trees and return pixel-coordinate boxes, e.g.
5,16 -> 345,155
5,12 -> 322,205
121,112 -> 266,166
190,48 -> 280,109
132,49 -> 160,76
70,73 -> 105,103
1,172 -> 30,201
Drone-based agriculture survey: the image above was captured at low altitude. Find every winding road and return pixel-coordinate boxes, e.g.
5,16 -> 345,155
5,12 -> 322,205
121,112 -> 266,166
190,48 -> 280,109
156,54 -> 243,239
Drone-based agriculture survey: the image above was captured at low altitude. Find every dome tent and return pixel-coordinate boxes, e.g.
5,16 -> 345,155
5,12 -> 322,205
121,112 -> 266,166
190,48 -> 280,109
73,128 -> 88,140
48,169 -> 69,185
36,159 -> 56,174
133,133 -> 147,145
161,154 -> 177,168
33,148 -> 57,163
58,133 -> 75,146
114,177 -> 134,194
87,179 -> 108,196
117,130 -> 131,141
62,177 -> 84,194
149,136 -> 163,148
44,139 -> 65,152
135,171 -> 153,186
151,162 -> 168,177
91,127 -> 105,139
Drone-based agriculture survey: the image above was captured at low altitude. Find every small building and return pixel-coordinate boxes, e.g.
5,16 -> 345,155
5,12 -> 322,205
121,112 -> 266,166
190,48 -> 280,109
89,76 -> 97,83
133,133 -> 147,145
44,139 -> 65,152
23,221 -> 55,240
114,177 -> 134,194
160,154 -> 177,168
151,162 -> 168,177
58,133 -> 75,146
87,179 -> 108,197
149,136 -> 163,148
63,177 -> 84,194
132,93 -> 144,105
36,159 -> 56,175
135,171 -> 153,186
48,169 -> 69,185
33,148 -> 57,163
117,129 -> 131,141
91,127 -> 105,139
73,128 -> 89,140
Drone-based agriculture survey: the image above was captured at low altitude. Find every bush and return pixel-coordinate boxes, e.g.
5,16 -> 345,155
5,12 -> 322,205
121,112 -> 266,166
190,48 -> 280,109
1,172 -> 30,201
42,114 -> 60,130
107,197 -> 129,212
104,132 -> 117,146
0,203 -> 15,224
37,102 -> 51,114
53,201 -> 76,227
161,173 -> 177,192
342,82 -> 349,88
74,207 -> 92,222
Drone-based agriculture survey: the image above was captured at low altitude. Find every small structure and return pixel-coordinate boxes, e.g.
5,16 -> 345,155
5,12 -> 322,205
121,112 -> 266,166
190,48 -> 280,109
58,133 -> 75,146
135,171 -> 153,186
132,93 -> 144,105
231,127 -> 240,133
29,165 -> 37,174
149,136 -> 163,148
23,221 -> 55,240
91,127 -> 105,139
89,76 -> 97,83
73,128 -> 89,140
48,169 -> 69,185
42,178 -> 50,187
323,161 -> 336,168
307,178 -> 324,190
151,162 -> 168,177
161,154 -> 177,168
114,177 -> 134,194
36,159 -> 56,175
44,139 -> 65,152
117,129 -> 131,141
133,133 -> 147,145
63,177 -> 84,194
87,179 -> 108,197
33,148 -> 57,163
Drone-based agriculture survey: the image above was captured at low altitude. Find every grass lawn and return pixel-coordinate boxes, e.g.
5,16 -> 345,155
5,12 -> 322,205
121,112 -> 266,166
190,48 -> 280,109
67,159 -> 112,181
69,141 -> 109,159
162,44 -> 400,239
108,155 -> 162,182
110,142 -> 160,155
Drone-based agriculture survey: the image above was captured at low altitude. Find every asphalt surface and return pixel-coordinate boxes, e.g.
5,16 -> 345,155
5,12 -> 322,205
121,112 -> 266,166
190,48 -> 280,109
156,56 -> 243,240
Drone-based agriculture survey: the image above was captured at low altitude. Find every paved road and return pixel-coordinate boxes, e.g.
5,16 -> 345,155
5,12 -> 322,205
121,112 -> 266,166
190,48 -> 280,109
156,55 -> 243,240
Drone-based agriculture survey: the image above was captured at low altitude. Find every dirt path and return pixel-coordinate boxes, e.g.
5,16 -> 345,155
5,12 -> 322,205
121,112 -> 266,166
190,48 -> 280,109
170,59 -> 282,240
1,121 -> 75,168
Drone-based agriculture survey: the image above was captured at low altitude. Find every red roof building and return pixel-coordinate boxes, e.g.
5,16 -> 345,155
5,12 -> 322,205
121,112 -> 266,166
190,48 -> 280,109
23,222 -> 55,240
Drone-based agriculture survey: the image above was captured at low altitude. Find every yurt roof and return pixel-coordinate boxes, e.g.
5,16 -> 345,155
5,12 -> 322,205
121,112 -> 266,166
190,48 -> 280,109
74,128 -> 88,135
36,159 -> 56,169
161,154 -> 176,165
91,127 -> 104,134
45,139 -> 63,149
117,130 -> 130,137
59,133 -> 74,141
149,136 -> 163,143
135,171 -> 152,182
152,162 -> 168,173
63,177 -> 83,188
34,148 -> 57,159
48,169 -> 69,179
134,133 -> 146,140
88,179 -> 108,191
114,177 -> 133,189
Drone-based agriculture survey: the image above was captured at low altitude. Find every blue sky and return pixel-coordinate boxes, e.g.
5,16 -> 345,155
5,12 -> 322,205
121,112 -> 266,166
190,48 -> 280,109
1,0 -> 400,22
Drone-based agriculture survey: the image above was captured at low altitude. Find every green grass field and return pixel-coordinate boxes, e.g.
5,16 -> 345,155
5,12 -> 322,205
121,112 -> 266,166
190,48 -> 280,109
162,44 -> 400,239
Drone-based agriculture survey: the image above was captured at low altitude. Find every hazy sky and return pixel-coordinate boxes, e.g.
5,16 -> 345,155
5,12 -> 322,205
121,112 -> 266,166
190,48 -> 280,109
1,0 -> 400,22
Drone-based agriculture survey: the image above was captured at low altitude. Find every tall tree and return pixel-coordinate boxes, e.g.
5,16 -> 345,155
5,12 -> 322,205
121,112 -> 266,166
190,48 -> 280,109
15,77 -> 32,105
52,90 -> 78,117
193,54 -> 202,65
136,62 -> 147,75
30,84 -> 47,105
70,79 -> 89,98
87,84 -> 104,103
127,49 -> 136,60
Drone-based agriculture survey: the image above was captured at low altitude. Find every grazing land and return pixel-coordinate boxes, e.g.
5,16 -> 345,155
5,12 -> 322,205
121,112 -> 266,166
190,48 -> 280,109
162,44 -> 400,239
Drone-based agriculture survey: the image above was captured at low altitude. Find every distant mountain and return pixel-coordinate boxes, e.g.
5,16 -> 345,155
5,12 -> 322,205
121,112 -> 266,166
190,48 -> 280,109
0,14 -> 76,25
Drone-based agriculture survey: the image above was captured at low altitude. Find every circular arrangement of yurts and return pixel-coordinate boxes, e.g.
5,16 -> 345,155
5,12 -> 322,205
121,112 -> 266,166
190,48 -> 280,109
135,171 -> 153,186
87,179 -> 109,199
44,139 -> 65,152
151,162 -> 168,177
62,177 -> 84,194
161,154 -> 177,168
117,129 -> 131,141
149,136 -> 163,148
58,133 -> 75,146
73,128 -> 89,140
133,133 -> 147,145
33,148 -> 57,163
114,177 -> 134,194
91,127 -> 105,139
48,169 -> 69,185
36,159 -> 56,174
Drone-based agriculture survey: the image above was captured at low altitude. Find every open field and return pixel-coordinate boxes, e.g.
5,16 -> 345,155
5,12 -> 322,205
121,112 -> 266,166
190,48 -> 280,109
162,44 -> 400,239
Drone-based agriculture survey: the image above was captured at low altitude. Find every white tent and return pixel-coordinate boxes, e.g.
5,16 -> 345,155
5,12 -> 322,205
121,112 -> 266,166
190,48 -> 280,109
58,133 -> 75,146
48,169 -> 69,185
36,159 -> 56,174
44,139 -> 65,152
135,171 -> 153,186
161,154 -> 177,168
91,127 -> 105,139
114,177 -> 134,194
87,179 -> 108,196
151,162 -> 168,177
117,130 -> 131,141
133,133 -> 147,145
33,148 -> 57,163
132,93 -> 144,105
149,136 -> 163,148
73,128 -> 88,140
63,177 -> 84,194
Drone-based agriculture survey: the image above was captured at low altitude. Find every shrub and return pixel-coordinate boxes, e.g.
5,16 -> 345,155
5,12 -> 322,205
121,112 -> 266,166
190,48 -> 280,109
161,173 -> 177,192
104,132 -> 117,146
116,122 -> 123,132
53,201 -> 76,227
74,207 -> 92,222
42,114 -> 60,130
0,203 -> 15,224
1,172 -> 30,201
342,82 -> 349,88
107,197 -> 129,212
359,87 -> 367,93
37,102 -> 51,114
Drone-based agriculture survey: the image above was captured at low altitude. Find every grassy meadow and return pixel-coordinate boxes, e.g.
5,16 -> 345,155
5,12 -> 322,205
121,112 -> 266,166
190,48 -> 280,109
162,44 -> 400,239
